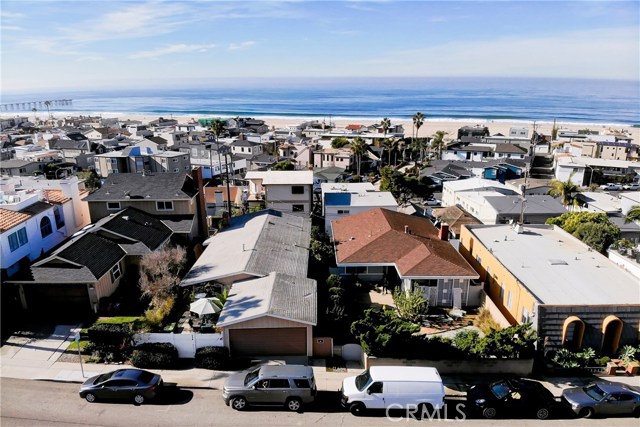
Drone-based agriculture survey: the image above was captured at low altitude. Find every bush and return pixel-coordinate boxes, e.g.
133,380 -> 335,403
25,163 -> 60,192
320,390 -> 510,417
453,330 -> 482,354
143,296 -> 175,329
474,308 -> 501,334
130,343 -> 178,369
87,323 -> 133,346
195,346 -> 232,370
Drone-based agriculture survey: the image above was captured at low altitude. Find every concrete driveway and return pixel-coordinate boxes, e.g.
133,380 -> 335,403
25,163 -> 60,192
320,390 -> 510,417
1,324 -> 78,368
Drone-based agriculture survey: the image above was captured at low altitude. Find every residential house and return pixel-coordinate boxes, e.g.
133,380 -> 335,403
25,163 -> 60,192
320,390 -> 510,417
83,127 -> 117,140
620,192 -> 640,216
505,178 -> 553,196
0,175 -> 90,278
459,223 -> 640,354
431,206 -> 482,240
442,142 -> 527,162
453,192 -> 567,225
203,185 -> 243,221
331,208 -> 481,308
321,182 -> 397,236
0,159 -> 44,176
313,147 -> 353,169
216,272 -> 317,357
231,138 -> 264,157
93,146 -> 191,177
83,172 -> 203,242
313,166 -> 347,192
7,207 -> 172,313
442,177 -> 518,207
245,170 -> 313,214
554,156 -> 640,186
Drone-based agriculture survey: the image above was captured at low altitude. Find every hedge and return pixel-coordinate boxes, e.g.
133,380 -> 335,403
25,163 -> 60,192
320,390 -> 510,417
130,343 -> 178,369
195,346 -> 232,370
87,323 -> 132,346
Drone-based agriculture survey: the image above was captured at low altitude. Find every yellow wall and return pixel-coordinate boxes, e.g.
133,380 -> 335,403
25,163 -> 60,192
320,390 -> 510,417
459,226 -> 539,325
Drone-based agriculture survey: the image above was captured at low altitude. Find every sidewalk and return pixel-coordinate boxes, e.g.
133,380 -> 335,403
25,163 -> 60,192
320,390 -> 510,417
1,325 -> 638,396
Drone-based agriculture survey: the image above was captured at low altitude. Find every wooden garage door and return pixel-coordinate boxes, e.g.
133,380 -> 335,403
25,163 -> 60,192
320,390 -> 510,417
229,327 -> 306,356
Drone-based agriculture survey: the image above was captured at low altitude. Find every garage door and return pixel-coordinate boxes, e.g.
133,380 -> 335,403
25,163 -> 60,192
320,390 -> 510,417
229,327 -> 307,356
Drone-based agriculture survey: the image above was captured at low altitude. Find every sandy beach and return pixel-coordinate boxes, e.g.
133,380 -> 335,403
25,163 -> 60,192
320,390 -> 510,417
3,112 -> 639,144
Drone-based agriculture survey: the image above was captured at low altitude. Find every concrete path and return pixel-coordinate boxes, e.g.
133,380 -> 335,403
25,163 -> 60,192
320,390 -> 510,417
1,325 -> 79,369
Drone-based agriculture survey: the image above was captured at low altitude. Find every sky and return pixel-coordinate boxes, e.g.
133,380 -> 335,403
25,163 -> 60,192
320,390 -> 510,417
1,0 -> 639,92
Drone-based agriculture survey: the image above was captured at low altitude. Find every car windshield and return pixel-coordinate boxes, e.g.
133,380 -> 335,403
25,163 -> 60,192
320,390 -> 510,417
93,372 -> 114,384
584,384 -> 607,401
490,381 -> 512,400
355,370 -> 372,392
244,368 -> 261,386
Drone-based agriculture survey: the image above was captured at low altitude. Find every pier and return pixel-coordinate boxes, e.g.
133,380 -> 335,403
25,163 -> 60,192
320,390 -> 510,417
0,99 -> 73,112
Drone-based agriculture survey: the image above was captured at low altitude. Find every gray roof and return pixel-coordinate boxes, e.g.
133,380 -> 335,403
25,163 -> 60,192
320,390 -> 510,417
465,224 -> 640,305
1,159 -> 38,168
217,272 -> 317,326
484,195 -> 567,215
84,173 -> 197,202
493,143 -> 528,154
181,209 -> 311,286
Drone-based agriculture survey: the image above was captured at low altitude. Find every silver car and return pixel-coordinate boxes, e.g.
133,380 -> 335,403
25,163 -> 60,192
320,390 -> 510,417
223,365 -> 316,412
561,382 -> 640,418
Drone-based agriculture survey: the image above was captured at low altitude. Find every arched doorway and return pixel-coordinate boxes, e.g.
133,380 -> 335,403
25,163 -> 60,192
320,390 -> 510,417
562,316 -> 585,351
601,315 -> 623,356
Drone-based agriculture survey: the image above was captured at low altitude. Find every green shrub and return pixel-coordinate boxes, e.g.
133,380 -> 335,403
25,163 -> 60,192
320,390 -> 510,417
453,330 -> 482,353
195,346 -> 231,370
130,343 -> 178,369
619,345 -> 638,363
87,323 -> 133,346
593,356 -> 611,367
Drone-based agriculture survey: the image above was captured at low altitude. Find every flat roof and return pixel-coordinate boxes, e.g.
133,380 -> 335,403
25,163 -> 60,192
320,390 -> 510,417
369,366 -> 442,382
557,156 -> 640,169
245,170 -> 313,185
465,224 -> 640,305
443,177 -> 515,193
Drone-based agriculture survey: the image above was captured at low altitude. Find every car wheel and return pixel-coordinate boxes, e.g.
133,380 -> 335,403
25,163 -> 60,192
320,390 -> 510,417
633,407 -> 640,418
231,396 -> 247,411
133,394 -> 145,405
482,407 -> 497,419
536,407 -> 550,420
350,402 -> 365,416
84,393 -> 96,403
579,407 -> 595,418
286,397 -> 302,412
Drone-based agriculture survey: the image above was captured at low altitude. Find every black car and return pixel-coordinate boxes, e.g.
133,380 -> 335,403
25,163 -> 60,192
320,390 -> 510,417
79,369 -> 162,404
467,378 -> 556,420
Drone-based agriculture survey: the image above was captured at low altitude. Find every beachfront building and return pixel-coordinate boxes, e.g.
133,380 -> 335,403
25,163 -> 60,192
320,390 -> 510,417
245,170 -> 313,214
554,156 -> 640,187
459,223 -> 640,354
321,182 -> 398,236
331,208 -> 481,307
442,142 -> 527,162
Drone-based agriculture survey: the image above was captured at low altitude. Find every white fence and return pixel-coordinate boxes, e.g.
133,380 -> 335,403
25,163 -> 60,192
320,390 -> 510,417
133,333 -> 224,358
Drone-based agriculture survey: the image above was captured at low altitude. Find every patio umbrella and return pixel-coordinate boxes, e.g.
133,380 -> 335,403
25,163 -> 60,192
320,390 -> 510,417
189,297 -> 221,316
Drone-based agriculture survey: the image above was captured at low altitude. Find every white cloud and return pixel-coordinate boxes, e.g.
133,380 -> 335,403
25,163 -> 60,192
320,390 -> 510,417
228,41 -> 255,51
0,11 -> 25,19
129,43 -> 217,59
2,26 -> 22,31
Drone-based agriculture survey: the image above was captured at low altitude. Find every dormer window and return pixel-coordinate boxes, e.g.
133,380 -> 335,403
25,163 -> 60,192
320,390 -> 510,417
157,201 -> 174,211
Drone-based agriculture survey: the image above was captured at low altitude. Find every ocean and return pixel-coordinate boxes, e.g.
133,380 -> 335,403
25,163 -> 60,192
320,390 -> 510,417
2,77 -> 638,125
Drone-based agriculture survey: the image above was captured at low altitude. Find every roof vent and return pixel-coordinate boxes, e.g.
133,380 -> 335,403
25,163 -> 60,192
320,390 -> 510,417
122,216 -> 129,221
548,259 -> 567,265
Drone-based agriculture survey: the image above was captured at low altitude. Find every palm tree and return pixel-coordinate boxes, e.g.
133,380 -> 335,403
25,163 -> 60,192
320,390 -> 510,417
44,101 -> 52,118
431,130 -> 448,160
412,112 -> 425,146
415,138 -> 430,163
381,137 -> 398,166
210,119 -> 225,182
350,137 -> 367,177
625,205 -> 640,223
380,117 -> 391,139
548,177 -> 578,208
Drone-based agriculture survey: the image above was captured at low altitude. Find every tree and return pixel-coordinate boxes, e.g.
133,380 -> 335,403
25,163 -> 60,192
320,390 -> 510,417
551,119 -> 558,141
625,205 -> 640,223
139,246 -> 187,306
210,119 -> 226,184
393,288 -> 428,323
379,165 -> 400,197
44,100 -> 52,118
381,137 -> 398,166
548,177 -> 578,207
351,308 -> 420,356
412,112 -> 424,147
273,160 -> 294,170
380,117 -> 391,139
350,137 -> 367,177
431,130 -> 448,160
546,212 -> 620,253
77,169 -> 101,191
331,137 -> 349,149
414,137 -> 430,163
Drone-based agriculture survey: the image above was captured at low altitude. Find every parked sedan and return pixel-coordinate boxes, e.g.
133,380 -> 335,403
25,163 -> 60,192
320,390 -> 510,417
79,368 -> 163,404
561,382 -> 640,418
467,378 -> 556,420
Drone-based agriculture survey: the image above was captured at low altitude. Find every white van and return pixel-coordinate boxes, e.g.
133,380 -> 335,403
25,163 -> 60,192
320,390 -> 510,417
341,366 -> 445,416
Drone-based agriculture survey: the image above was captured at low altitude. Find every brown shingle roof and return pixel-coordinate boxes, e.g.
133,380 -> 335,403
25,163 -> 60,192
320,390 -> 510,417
0,208 -> 32,232
332,208 -> 478,279
431,206 -> 482,238
43,190 -> 71,205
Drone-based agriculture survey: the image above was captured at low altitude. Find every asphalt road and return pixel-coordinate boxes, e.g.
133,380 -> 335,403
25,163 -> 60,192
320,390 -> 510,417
1,378 -> 638,427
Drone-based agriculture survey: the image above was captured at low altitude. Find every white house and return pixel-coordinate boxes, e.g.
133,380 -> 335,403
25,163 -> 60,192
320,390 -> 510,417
245,170 -> 314,214
321,182 -> 398,236
554,156 -> 640,186
313,147 -> 353,169
453,192 -> 567,225
620,192 -> 640,216
441,178 -> 518,207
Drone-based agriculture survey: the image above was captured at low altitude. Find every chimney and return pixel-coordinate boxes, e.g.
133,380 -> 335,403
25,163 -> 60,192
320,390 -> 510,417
191,166 -> 209,238
438,223 -> 450,241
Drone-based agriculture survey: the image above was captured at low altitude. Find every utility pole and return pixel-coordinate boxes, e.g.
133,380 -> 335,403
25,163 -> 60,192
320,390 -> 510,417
519,167 -> 529,224
224,149 -> 233,217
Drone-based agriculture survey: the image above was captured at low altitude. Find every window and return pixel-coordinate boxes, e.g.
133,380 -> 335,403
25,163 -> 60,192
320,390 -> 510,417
266,379 -> 290,389
54,206 -> 65,228
345,266 -> 366,274
291,185 -> 304,194
40,216 -> 53,237
337,209 -> 350,214
8,227 -> 28,252
292,204 -> 304,212
293,379 -> 310,388
157,201 -> 174,211
476,255 -> 482,264
107,202 -> 121,210
368,382 -> 383,394
506,290 -> 513,309
111,263 -> 121,281
111,159 -> 118,164
521,307 -> 530,324
500,283 -> 505,301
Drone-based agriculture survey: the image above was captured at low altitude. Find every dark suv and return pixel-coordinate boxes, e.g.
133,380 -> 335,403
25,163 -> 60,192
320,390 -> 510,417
223,365 -> 316,412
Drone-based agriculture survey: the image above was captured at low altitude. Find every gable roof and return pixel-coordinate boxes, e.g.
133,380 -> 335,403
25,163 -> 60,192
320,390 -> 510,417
54,233 -> 126,280
96,207 -> 173,252
83,172 -> 197,202
216,272 -> 317,327
180,210 -> 311,286
431,206 -> 482,237
332,208 -> 478,279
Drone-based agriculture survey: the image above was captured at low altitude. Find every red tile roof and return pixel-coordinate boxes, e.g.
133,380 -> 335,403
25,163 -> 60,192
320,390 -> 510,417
204,186 -> 240,204
0,208 -> 32,232
332,208 -> 478,278
43,190 -> 71,205
345,124 -> 363,130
